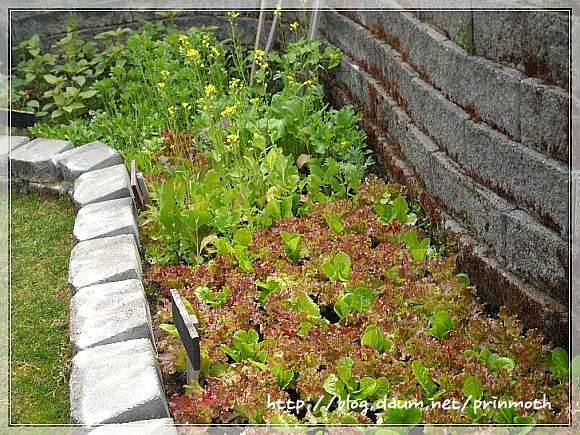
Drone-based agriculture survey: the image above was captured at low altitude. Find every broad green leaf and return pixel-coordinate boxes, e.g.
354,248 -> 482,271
350,286 -> 373,313
361,325 -> 386,354
463,376 -> 483,400
374,377 -> 390,400
340,415 -> 359,424
428,311 -> 454,340
323,373 -> 345,397
382,402 -> 422,425
334,299 -> 349,319
296,290 -> 320,317
159,323 -> 179,338
412,360 -> 438,398
337,357 -> 354,383
233,228 -> 252,247
491,357 -> 515,372
456,273 -> 471,285
354,377 -> 376,399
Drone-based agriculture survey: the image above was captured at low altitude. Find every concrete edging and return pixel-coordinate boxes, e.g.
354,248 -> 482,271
4,135 -> 176,434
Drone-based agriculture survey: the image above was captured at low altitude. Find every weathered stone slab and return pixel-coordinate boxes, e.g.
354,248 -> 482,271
56,140 -> 123,182
10,138 -> 73,182
70,279 -> 153,352
70,338 -> 170,425
68,234 -> 142,295
84,418 -> 177,435
73,164 -> 131,209
73,197 -> 139,246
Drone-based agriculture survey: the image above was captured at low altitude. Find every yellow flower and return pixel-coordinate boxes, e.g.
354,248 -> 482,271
221,105 -> 236,117
340,140 -> 348,148
212,47 -> 220,57
250,98 -> 259,105
157,82 -> 166,89
227,11 -> 240,18
182,102 -> 192,110
187,48 -> 199,58
168,106 -> 176,115
161,70 -> 170,76
274,3 -> 282,16
229,77 -> 241,89
286,75 -> 295,85
179,34 -> 189,42
290,21 -> 299,30
254,49 -> 265,61
330,52 -> 340,60
205,84 -> 216,96
261,62 -> 269,69
226,134 -> 239,144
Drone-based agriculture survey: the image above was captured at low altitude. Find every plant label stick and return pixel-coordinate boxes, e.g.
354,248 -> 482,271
170,288 -> 200,384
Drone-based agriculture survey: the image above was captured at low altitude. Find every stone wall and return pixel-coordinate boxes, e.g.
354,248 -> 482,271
9,3 -> 571,346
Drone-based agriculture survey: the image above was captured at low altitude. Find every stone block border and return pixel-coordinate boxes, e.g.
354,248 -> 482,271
4,135 -> 177,434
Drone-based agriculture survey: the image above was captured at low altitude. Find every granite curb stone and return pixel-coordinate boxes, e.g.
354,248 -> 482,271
73,164 -> 132,209
73,197 -> 140,247
56,140 -> 124,182
10,138 -> 73,182
68,234 -> 143,295
70,279 -> 153,352
70,338 -> 170,425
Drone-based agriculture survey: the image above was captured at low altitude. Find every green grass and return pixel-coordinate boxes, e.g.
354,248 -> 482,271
10,192 -> 75,424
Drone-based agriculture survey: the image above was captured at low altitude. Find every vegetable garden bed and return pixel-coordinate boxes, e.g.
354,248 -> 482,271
11,9 -> 575,431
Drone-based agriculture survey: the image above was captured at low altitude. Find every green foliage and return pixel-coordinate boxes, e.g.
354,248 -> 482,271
323,357 -> 389,404
547,347 -> 569,383
411,360 -> 445,405
220,329 -> 276,366
464,347 -> 516,373
280,231 -> 301,265
456,20 -> 475,55
194,285 -> 231,309
361,325 -> 393,354
374,196 -> 417,226
322,251 -> 351,282
428,311 -> 455,340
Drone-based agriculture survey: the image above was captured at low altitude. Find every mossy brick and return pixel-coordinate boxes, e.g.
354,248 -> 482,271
68,234 -> 142,295
56,141 -> 123,183
10,138 -> 73,182
70,338 -> 169,425
73,197 -> 139,247
84,418 -> 177,435
73,164 -> 132,209
70,279 -> 153,352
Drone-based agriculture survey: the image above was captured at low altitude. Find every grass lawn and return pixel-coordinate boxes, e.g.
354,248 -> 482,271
10,192 -> 75,424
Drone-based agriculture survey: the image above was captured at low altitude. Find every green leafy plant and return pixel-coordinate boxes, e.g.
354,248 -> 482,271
464,347 -> 516,373
411,360 -> 445,405
374,196 -> 417,227
361,325 -> 393,354
428,310 -> 455,340
194,285 -> 231,309
334,286 -> 375,319
220,329 -> 276,366
547,347 -> 569,383
322,251 -> 351,282
323,357 -> 389,403
280,231 -> 301,266
456,20 -> 475,55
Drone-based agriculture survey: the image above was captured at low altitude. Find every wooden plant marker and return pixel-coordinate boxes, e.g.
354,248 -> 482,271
130,160 -> 145,210
169,288 -> 201,384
